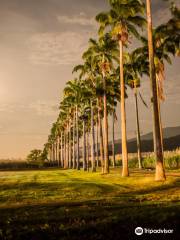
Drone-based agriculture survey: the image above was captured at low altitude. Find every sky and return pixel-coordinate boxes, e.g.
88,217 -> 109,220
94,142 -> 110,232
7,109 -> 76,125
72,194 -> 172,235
0,0 -> 179,159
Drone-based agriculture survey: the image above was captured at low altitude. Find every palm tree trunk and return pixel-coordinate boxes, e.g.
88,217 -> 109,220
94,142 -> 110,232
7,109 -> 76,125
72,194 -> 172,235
54,143 -> 56,166
50,146 -> 52,165
76,105 -> 80,170
55,141 -> 57,165
158,100 -> 164,152
98,98 -> 104,173
112,111 -> 116,168
96,120 -> 99,167
86,131 -> 89,172
134,87 -> 142,169
56,139 -> 59,166
50,146 -> 53,166
103,72 -> 109,174
52,143 -> 55,166
58,136 -> 61,167
57,137 -> 60,167
63,132 -> 65,168
48,149 -> 50,166
119,40 -> 129,177
69,120 -> 72,168
156,79 -> 164,153
146,0 -> 166,181
83,119 -> 87,171
91,100 -> 96,172
66,125 -> 69,168
64,129 -> 68,169
47,149 -> 50,164
73,111 -> 76,169
61,132 -> 63,168
64,130 -> 66,168
51,143 -> 54,166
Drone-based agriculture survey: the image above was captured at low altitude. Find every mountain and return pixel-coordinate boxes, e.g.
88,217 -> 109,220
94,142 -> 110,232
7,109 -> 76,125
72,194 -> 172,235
110,126 -> 180,154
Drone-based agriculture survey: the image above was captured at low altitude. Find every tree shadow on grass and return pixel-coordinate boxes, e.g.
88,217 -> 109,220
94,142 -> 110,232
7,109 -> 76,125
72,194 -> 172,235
0,176 -> 179,205
0,199 -> 179,240
0,180 -> 124,204
112,178 -> 180,203
129,178 -> 179,195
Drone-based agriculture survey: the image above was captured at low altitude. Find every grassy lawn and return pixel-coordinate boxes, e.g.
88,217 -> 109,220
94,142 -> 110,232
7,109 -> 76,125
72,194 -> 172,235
0,168 -> 179,239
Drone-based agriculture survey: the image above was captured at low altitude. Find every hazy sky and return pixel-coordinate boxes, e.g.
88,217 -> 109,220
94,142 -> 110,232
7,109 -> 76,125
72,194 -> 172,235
0,0 -> 179,158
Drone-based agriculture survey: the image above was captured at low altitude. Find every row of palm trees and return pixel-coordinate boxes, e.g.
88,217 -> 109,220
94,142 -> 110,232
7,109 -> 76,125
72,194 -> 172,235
43,0 -> 179,181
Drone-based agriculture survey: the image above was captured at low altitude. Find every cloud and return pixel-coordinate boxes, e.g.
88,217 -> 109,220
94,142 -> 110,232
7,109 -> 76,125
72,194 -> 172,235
57,12 -> 97,27
0,103 -> 30,113
0,103 -> 16,113
29,100 -> 59,116
0,101 -> 59,116
27,31 -> 91,65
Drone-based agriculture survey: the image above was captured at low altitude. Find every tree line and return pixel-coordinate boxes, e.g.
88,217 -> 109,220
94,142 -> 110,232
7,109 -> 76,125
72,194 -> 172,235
28,0 -> 180,181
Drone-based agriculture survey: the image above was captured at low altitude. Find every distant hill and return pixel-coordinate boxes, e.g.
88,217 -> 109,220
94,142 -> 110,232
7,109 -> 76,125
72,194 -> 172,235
110,126 -> 180,154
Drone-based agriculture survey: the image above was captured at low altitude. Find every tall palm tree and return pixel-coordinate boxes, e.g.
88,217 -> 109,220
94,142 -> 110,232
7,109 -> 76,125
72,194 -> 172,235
60,132 -> 64,168
153,3 -> 180,151
50,122 -> 59,166
95,118 -> 99,167
128,78 -> 143,169
73,56 -> 99,172
96,0 -> 146,177
129,5 -> 179,171
73,65 -> 95,171
83,34 -> 119,174
47,136 -> 53,165
142,1 -> 179,180
60,98 -> 76,169
64,79 -> 87,170
146,0 -> 166,181
72,110 -> 76,169
124,50 -> 149,169
107,71 -> 120,167
97,96 -> 105,173
77,80 -> 92,171
81,113 -> 88,171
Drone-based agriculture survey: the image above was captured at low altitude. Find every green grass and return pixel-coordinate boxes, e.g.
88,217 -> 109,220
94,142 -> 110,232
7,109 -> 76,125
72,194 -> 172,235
0,168 -> 179,239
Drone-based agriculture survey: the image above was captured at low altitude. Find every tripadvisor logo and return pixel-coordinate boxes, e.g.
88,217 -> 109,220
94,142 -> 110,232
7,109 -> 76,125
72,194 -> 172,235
135,227 -> 174,235
135,227 -> 143,235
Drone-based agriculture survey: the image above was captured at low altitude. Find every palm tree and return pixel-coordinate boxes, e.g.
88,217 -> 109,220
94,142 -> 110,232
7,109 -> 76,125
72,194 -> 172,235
145,1 -> 179,180
107,71 -> 120,167
124,50 -> 148,169
43,142 -> 51,166
73,57 -> 98,172
146,0 -> 166,181
77,80 -> 93,171
64,79 -> 87,170
95,119 -> 99,167
60,131 -> 64,168
73,65 -> 95,172
129,5 -> 179,172
81,114 -> 88,171
82,81 -> 97,172
83,34 -> 119,174
153,3 -> 180,151
49,122 -> 59,166
97,97 -> 105,173
60,98 -> 76,169
128,78 -> 143,168
47,136 -> 53,165
96,0 -> 146,177
72,110 -> 76,169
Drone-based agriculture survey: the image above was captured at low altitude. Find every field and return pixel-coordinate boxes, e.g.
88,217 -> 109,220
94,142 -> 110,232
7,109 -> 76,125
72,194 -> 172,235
0,168 -> 179,240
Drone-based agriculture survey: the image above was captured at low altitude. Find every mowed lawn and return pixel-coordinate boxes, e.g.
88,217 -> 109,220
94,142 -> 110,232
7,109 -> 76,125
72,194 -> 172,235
0,168 -> 179,240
